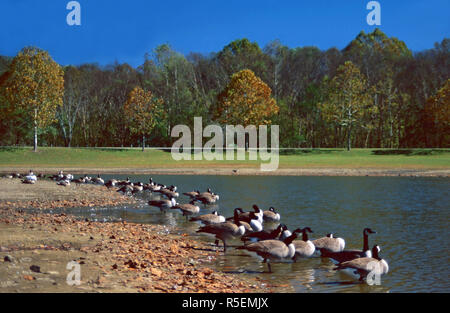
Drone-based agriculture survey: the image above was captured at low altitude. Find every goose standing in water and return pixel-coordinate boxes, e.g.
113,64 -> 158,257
241,224 -> 285,243
196,210 -> 246,252
279,225 -> 292,241
334,245 -> 389,282
92,174 -> 104,185
322,228 -> 376,263
313,233 -> 346,254
292,227 -> 315,260
148,197 -> 177,211
189,211 -> 225,225
236,228 -> 302,272
172,200 -> 201,219
183,190 -> 200,199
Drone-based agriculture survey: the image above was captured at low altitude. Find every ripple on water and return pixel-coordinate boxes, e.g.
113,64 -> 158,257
43,175 -> 450,293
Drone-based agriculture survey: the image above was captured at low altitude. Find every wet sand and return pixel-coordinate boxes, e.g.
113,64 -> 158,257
0,178 -> 286,293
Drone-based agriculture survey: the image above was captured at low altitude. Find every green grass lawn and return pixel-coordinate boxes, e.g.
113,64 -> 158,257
0,147 -> 449,170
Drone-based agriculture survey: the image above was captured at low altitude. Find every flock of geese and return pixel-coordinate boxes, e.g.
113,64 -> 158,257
4,171 -> 389,283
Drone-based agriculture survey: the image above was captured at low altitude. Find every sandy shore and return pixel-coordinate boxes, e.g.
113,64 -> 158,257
2,167 -> 449,177
0,178 -> 286,293
0,178 -> 136,210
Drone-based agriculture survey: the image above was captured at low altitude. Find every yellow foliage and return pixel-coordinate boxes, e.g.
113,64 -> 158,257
214,69 -> 278,126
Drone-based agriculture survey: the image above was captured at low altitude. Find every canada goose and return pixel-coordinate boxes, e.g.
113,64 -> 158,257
189,211 -> 226,225
334,245 -> 389,282
131,182 -> 144,194
313,233 -> 346,254
236,229 -> 302,272
92,174 -> 104,185
197,188 -> 220,201
194,193 -> 218,205
241,224 -> 285,243
225,209 -> 253,233
172,201 -> 201,219
196,210 -> 246,252
279,225 -> 292,241
148,197 -> 177,211
241,212 -> 263,232
105,179 -> 117,188
322,228 -> 377,263
156,187 -> 179,199
292,227 -> 315,260
49,171 -> 63,181
63,173 -> 74,181
117,177 -> 132,186
183,190 -> 200,198
22,170 -> 37,184
144,179 -> 161,192
263,207 -> 281,222
117,184 -> 134,195
57,179 -> 70,187
228,205 -> 263,224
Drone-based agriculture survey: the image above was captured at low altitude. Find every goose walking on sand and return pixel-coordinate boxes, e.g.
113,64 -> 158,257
22,170 -> 37,184
236,228 -> 302,272
334,245 -> 389,282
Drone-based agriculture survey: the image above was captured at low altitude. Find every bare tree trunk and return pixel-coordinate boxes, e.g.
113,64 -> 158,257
347,124 -> 352,151
34,108 -> 38,152
142,134 -> 145,152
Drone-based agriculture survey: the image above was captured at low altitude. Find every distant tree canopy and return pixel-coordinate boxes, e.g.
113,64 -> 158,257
213,69 -> 278,126
1,47 -> 64,151
124,86 -> 165,151
0,29 -> 448,148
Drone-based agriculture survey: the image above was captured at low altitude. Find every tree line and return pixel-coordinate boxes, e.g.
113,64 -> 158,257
0,29 -> 448,150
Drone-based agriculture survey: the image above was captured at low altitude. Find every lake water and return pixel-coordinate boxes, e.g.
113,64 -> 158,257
45,175 -> 450,293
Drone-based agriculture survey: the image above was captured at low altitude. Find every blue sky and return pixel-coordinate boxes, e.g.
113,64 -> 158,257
0,0 -> 449,67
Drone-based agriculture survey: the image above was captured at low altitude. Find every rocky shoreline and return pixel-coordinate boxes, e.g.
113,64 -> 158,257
0,179 -> 285,293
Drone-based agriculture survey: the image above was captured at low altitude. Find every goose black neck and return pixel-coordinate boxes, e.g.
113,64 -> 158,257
302,230 -> 309,242
363,232 -> 369,251
284,233 -> 297,245
372,247 -> 380,260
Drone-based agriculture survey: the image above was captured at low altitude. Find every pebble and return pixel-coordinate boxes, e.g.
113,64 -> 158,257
30,265 -> 41,273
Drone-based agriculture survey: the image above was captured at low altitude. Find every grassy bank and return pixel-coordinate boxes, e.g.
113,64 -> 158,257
0,147 -> 448,171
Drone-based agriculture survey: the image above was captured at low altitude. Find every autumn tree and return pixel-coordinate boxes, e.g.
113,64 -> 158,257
320,61 -> 371,151
213,69 -> 278,126
124,86 -> 164,151
2,47 -> 64,151
425,79 -> 450,147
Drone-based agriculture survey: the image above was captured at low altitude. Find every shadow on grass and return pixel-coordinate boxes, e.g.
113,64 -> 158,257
0,147 -> 25,153
371,149 -> 446,156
